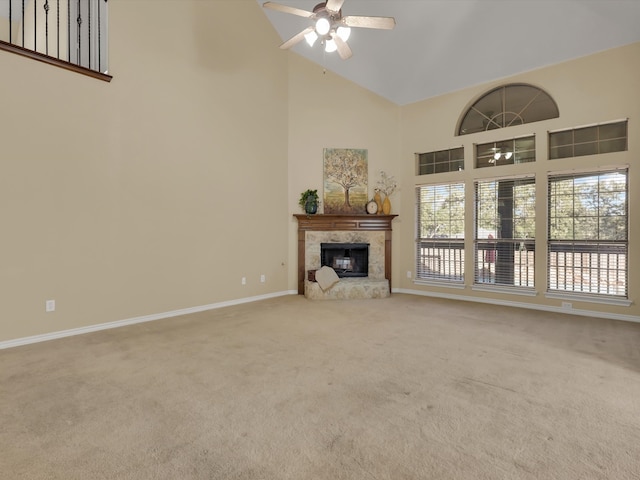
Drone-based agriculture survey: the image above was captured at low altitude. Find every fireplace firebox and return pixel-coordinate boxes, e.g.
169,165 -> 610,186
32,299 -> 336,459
321,243 -> 369,278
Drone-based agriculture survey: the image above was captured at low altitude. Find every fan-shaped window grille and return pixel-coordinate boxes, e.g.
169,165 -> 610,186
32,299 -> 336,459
458,84 -> 558,136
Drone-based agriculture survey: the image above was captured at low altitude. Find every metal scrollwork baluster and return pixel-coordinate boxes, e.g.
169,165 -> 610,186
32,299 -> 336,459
57,0 -> 60,59
98,0 -> 102,71
67,0 -> 70,61
44,0 -> 50,55
77,0 -> 82,66
88,0 -> 92,69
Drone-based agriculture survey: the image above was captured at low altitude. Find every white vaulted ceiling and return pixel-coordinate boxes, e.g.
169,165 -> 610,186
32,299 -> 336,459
256,0 -> 640,105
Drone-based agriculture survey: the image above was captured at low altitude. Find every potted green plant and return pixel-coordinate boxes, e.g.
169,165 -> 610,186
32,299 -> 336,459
299,189 -> 319,214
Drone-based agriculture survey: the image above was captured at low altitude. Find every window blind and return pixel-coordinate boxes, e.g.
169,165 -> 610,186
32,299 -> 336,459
475,177 -> 536,288
548,169 -> 628,297
416,183 -> 465,282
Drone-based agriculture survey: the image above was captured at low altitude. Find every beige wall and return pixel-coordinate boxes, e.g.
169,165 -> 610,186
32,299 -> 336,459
0,19 -> 9,42
0,0 -> 290,342
398,42 -> 640,319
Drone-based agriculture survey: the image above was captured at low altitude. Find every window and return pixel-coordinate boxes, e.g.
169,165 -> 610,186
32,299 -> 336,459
417,147 -> 464,175
475,177 -> 536,288
416,183 -> 465,282
458,84 -> 558,136
549,120 -> 627,159
476,135 -> 536,168
548,169 -> 628,297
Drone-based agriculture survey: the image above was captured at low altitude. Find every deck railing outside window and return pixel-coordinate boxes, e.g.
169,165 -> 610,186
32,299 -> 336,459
0,0 -> 108,76
548,242 -> 627,296
416,240 -> 465,282
475,239 -> 535,287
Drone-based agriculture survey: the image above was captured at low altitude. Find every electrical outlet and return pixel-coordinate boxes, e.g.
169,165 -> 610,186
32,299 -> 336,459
562,302 -> 572,309
241,277 -> 246,285
406,271 -> 412,278
45,300 -> 55,312
260,274 -> 266,283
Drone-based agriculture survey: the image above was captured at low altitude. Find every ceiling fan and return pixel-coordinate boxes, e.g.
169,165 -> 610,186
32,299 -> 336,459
263,0 -> 396,60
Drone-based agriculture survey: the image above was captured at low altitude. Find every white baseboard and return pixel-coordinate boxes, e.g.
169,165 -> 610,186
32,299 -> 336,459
0,290 -> 298,350
393,288 -> 640,324
3,288 -> 637,350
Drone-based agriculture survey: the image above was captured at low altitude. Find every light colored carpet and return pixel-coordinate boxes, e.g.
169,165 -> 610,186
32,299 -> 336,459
1,294 -> 639,479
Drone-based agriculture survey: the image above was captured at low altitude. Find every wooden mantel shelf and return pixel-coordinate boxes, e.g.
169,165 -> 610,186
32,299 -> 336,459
294,214 -> 397,232
293,214 -> 398,295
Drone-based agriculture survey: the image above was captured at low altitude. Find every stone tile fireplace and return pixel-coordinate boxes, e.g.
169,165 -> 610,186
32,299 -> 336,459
294,214 -> 397,299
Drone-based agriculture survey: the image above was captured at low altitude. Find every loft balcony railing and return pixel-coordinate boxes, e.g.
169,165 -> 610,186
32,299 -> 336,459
0,0 -> 110,81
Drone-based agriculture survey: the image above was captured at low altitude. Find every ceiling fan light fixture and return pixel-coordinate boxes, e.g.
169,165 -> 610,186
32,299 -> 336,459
505,151 -> 513,159
325,37 -> 338,53
305,30 -> 318,46
337,25 -> 351,41
263,0 -> 396,60
316,17 -> 331,36
494,152 -> 501,161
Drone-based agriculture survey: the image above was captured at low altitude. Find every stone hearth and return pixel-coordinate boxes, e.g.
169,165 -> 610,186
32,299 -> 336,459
305,277 -> 390,300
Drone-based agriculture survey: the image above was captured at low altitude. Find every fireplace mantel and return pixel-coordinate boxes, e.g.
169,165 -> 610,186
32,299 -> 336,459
294,214 -> 398,295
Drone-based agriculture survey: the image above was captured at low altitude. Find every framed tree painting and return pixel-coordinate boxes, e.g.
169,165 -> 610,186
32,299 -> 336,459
323,148 -> 368,214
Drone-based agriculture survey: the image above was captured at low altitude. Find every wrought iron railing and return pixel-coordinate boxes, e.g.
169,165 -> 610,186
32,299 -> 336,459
0,0 -> 110,80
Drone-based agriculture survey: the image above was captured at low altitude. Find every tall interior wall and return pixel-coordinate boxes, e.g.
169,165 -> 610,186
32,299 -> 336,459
0,1 -> 290,343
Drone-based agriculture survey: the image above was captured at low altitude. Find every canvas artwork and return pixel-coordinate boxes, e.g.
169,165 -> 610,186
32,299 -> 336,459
323,148 -> 368,214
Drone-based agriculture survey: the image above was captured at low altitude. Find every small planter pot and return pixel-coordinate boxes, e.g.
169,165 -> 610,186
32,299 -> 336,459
305,198 -> 318,214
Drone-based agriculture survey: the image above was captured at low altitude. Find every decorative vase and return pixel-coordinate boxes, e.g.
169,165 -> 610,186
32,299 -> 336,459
374,190 -> 383,215
305,198 -> 318,214
382,195 -> 391,215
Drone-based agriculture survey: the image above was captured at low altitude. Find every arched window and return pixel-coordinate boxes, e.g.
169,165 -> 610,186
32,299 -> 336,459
457,84 -> 558,136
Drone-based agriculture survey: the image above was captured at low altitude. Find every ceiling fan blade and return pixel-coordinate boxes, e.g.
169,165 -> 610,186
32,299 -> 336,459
279,26 -> 315,50
333,34 -> 353,60
343,15 -> 396,30
325,0 -> 345,12
263,2 -> 314,18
